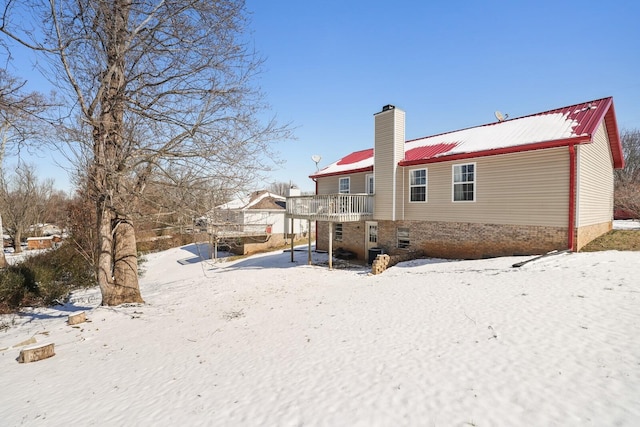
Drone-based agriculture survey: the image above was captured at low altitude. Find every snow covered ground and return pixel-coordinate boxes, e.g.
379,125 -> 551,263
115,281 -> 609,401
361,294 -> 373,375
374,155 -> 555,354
614,219 -> 640,230
1,239 -> 639,426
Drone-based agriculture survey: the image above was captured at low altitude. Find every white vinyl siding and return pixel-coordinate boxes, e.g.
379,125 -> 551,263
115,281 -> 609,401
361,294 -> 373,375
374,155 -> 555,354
316,174 -> 368,195
409,169 -> 427,202
400,147 -> 570,226
374,107 -> 405,220
576,122 -> 614,226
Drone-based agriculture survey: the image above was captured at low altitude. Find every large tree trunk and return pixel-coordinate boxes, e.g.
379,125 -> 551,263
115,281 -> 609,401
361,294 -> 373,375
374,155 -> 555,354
110,216 -> 143,304
92,0 -> 143,306
13,229 -> 22,253
96,205 -> 113,303
96,206 -> 144,306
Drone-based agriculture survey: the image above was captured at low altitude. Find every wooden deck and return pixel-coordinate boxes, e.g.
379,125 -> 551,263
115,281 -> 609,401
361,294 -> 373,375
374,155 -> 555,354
285,194 -> 373,222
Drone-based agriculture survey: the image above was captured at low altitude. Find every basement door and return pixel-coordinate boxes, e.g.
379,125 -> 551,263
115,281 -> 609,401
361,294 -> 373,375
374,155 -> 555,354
365,221 -> 378,252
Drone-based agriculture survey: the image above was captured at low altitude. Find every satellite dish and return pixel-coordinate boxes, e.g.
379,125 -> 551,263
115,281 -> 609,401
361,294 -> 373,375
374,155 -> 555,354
311,154 -> 322,171
494,111 -> 505,122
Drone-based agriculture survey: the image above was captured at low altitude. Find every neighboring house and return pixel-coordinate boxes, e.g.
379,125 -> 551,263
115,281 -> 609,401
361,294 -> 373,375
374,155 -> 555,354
286,97 -> 624,261
27,235 -> 62,250
204,188 -> 309,255
28,223 -> 63,236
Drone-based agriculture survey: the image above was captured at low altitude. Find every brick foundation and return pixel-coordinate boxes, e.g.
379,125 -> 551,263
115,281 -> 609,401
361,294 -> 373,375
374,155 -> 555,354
381,220 -> 569,259
317,222 -> 367,259
318,220 -> 571,260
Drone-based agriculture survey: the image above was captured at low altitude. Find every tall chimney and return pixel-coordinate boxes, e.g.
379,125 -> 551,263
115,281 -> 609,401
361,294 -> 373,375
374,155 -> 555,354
374,104 -> 405,221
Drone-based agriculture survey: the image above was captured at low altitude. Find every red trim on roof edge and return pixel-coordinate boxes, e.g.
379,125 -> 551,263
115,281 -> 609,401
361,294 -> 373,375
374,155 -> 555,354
603,101 -> 624,169
309,166 -> 373,179
398,136 -> 592,166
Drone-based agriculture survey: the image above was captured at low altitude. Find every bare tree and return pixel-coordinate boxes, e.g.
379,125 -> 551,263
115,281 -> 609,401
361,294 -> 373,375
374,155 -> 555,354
0,69 -> 48,157
267,181 -> 298,197
615,129 -> 640,183
1,1 -> 290,304
66,186 -> 98,266
614,129 -> 640,219
138,168 -> 237,234
0,164 -> 54,253
0,69 -> 49,267
0,208 -> 5,267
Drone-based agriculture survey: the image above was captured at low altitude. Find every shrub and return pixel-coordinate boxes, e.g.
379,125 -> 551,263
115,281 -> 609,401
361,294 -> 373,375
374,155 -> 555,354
0,270 -> 27,313
0,242 -> 96,313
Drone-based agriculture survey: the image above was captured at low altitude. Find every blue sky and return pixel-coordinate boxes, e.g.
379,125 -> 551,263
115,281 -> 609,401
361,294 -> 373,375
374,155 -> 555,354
5,0 -> 640,194
248,0 -> 640,193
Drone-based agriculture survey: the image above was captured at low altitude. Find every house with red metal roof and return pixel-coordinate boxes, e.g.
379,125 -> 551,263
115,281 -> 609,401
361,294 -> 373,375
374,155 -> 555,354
286,97 -> 624,262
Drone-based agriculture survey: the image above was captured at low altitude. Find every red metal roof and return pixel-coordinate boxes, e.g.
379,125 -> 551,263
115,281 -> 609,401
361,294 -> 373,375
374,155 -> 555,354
404,142 -> 459,163
310,97 -> 623,178
337,148 -> 374,165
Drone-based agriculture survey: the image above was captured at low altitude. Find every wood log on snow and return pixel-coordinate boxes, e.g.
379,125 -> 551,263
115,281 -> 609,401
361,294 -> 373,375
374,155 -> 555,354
18,343 -> 55,363
67,311 -> 86,325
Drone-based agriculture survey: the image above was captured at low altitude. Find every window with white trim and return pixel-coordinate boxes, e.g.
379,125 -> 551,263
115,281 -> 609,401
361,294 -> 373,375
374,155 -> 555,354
339,177 -> 350,194
335,223 -> 343,241
368,223 -> 378,244
453,163 -> 475,202
397,227 -> 410,249
366,174 -> 374,194
409,169 -> 427,202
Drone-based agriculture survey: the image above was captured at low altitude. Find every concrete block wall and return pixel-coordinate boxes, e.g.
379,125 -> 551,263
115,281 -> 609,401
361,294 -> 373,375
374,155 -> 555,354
231,232 -> 309,256
371,251 -> 423,275
371,254 -> 390,275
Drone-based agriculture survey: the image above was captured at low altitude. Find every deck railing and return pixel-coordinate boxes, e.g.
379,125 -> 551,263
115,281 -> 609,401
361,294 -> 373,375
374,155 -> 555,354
285,194 -> 374,222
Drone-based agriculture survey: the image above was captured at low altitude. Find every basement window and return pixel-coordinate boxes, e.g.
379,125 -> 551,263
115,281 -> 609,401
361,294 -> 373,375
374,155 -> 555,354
335,223 -> 343,241
453,163 -> 475,202
397,228 -> 410,249
409,169 -> 427,202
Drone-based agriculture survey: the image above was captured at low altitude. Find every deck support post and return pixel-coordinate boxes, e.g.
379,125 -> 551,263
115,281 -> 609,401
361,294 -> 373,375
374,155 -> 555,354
328,221 -> 333,270
307,219 -> 312,265
290,217 -> 295,262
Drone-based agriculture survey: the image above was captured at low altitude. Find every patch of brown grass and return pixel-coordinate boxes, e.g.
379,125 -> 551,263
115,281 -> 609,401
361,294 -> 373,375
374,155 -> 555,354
581,230 -> 640,252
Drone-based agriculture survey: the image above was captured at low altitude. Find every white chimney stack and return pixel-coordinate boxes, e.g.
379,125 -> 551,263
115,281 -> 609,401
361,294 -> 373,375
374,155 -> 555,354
374,104 -> 405,221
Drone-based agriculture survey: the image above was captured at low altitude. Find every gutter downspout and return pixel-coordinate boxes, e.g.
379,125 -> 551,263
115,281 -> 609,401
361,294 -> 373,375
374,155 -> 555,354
402,167 -> 405,220
314,178 -> 318,245
568,143 -> 576,251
